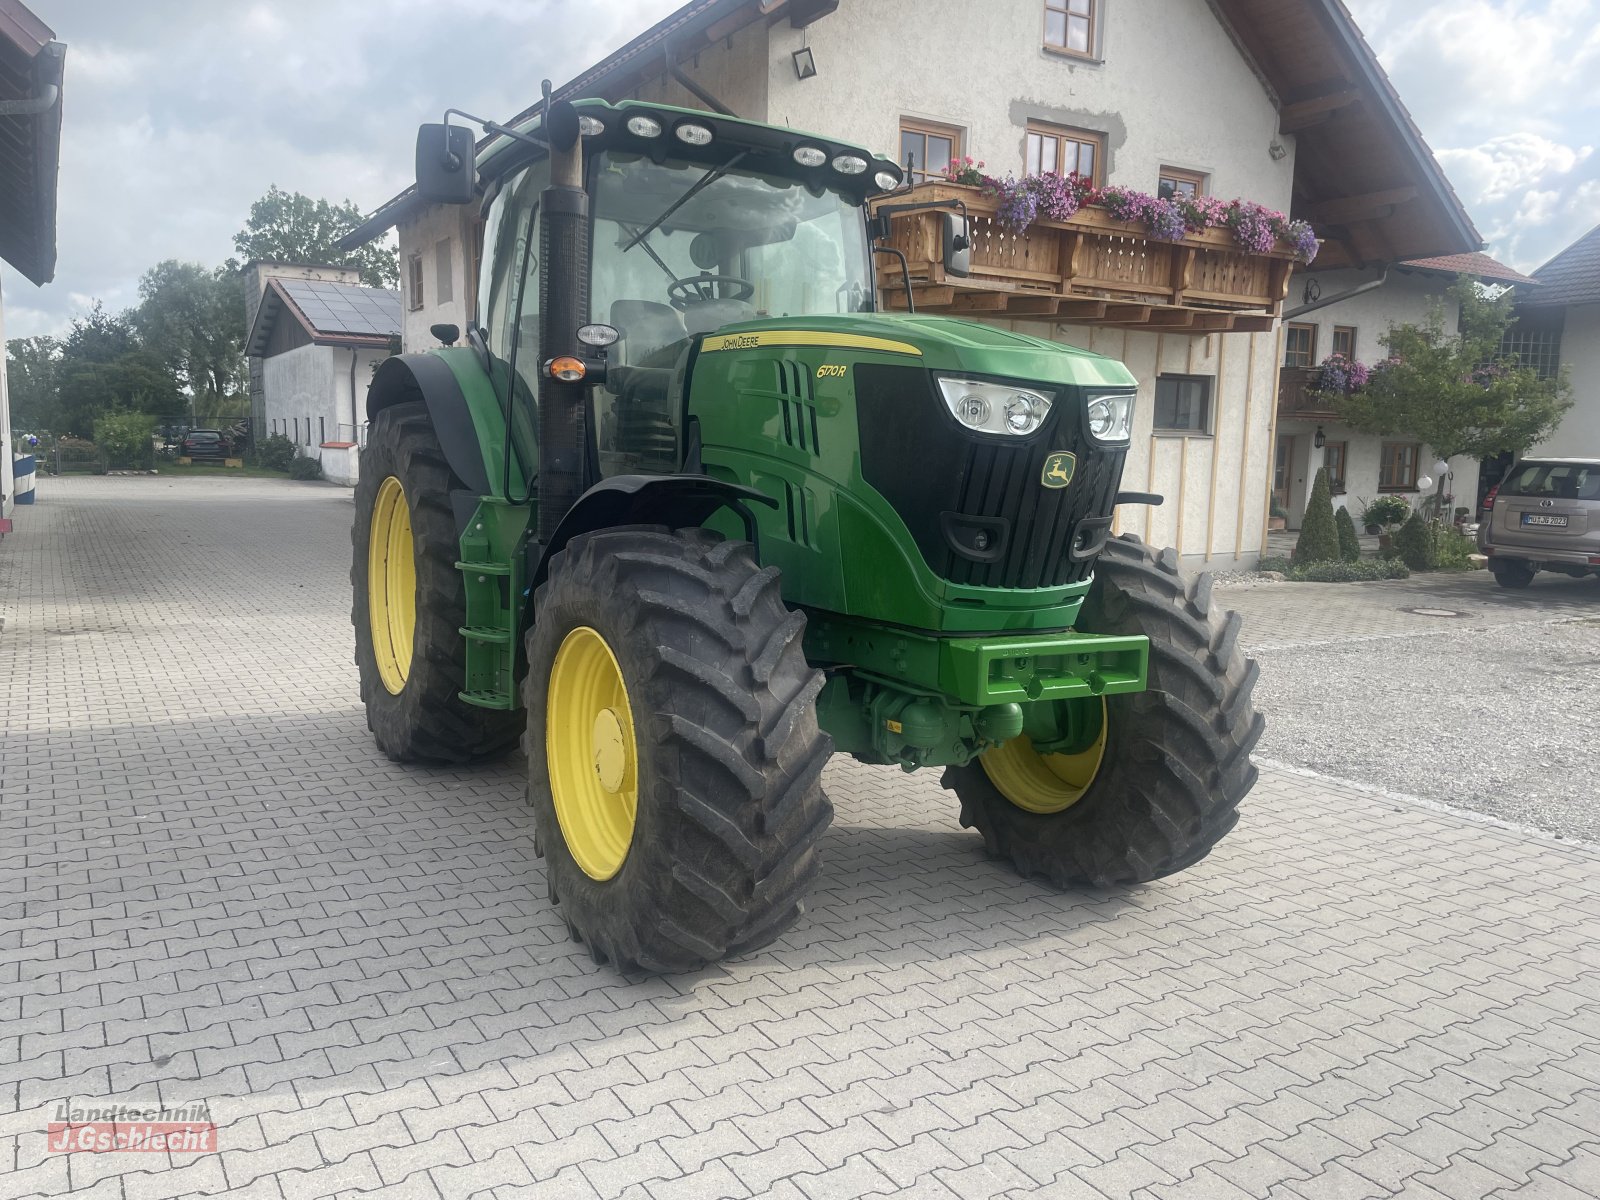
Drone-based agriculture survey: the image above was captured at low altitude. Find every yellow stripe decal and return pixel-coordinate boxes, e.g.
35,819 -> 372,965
700,330 -> 923,357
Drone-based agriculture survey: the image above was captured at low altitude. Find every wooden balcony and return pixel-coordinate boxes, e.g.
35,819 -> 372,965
1276,366 -> 1341,419
872,182 -> 1298,333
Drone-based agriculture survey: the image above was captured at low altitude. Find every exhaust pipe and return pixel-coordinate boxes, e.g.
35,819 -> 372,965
536,101 -> 590,545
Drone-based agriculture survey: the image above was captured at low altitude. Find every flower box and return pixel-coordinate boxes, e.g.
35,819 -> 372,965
872,182 -> 1302,326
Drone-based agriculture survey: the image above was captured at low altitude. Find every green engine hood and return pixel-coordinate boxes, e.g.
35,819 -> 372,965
699,312 -> 1138,388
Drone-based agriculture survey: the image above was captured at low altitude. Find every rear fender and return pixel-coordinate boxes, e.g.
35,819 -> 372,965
533,474 -> 776,588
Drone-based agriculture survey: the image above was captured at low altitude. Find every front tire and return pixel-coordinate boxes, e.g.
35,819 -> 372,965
941,535 -> 1263,887
524,527 -> 833,972
351,401 -> 522,763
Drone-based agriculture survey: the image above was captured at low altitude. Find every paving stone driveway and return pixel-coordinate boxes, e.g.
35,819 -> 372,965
2,475 -> 1598,1200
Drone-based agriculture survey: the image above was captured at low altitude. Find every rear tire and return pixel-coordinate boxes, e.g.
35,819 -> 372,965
941,535 -> 1263,887
1490,559 -> 1536,589
351,401 -> 523,764
524,527 -> 833,972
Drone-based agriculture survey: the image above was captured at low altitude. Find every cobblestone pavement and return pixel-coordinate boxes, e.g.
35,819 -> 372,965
2,475 -> 1598,1200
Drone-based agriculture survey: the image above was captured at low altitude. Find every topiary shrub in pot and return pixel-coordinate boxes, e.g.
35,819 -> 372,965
1395,511 -> 1436,570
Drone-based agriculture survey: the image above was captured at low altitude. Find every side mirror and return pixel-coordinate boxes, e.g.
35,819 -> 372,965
430,323 -> 460,346
941,212 -> 970,278
415,123 -> 476,205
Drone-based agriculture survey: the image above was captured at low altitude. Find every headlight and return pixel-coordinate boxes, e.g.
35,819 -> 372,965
625,115 -> 662,138
937,378 -> 1054,437
1085,390 -> 1135,443
675,122 -> 714,146
873,168 -> 901,191
792,146 -> 827,168
578,115 -> 606,137
831,154 -> 868,175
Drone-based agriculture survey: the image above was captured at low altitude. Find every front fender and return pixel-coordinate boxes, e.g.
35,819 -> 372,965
532,474 -> 776,587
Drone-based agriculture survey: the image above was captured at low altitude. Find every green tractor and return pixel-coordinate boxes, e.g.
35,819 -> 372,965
352,96 -> 1262,972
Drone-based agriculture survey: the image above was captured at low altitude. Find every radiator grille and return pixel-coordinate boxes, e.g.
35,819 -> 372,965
855,364 -> 1125,589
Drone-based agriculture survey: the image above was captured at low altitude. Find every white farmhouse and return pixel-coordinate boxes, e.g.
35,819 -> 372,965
340,0 -> 1489,566
244,272 -> 400,486
0,0 -> 63,532
1520,224 -> 1600,460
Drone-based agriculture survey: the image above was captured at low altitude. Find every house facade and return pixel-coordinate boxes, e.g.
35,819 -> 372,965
1520,223 -> 1600,459
342,0 -> 1484,566
0,0 -> 63,531
1271,253 -> 1536,529
244,271 -> 400,486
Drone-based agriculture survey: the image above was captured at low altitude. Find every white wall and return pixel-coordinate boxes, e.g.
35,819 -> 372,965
263,343 -> 388,487
765,0 -> 1294,207
1287,269 -> 1461,364
396,204 -> 478,353
1276,417 -> 1479,529
1,268 -> 12,521
1532,302 -> 1600,458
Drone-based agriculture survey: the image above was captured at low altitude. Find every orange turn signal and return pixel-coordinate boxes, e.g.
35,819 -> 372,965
548,356 -> 586,382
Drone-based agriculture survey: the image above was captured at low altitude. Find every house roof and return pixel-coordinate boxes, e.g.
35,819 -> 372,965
1399,251 -> 1538,286
0,0 -> 64,286
247,277 -> 402,356
1520,223 -> 1600,308
1211,0 -> 1481,270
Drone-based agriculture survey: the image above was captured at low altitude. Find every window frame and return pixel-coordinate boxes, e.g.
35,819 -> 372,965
898,117 -> 964,181
1042,0 -> 1098,59
1379,441 -> 1421,492
406,253 -> 424,312
1152,373 -> 1214,437
1025,121 -> 1105,184
1323,440 -> 1348,495
1331,325 -> 1357,359
1157,166 -> 1207,200
1284,322 -> 1318,369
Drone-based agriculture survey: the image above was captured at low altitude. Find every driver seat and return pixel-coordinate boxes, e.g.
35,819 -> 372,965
609,300 -> 687,366
680,297 -> 756,336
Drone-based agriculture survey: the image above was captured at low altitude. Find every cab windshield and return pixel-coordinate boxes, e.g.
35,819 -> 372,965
590,150 -> 873,370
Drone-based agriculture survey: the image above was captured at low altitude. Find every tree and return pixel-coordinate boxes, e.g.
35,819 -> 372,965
4,335 -> 61,430
52,302 -> 181,435
1334,505 -> 1361,563
1337,276 -> 1571,461
231,185 -> 399,288
1293,468 -> 1340,563
132,261 -> 247,416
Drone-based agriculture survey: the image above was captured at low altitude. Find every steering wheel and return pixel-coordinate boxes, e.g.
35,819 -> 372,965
667,273 -> 756,310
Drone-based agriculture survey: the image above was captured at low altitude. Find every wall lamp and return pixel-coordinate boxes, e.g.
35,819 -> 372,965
1314,425 -> 1326,449
792,46 -> 817,80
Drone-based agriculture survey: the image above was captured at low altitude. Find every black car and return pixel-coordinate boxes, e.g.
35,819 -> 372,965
180,430 -> 230,460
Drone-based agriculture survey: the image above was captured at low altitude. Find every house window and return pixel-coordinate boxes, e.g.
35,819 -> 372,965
435,239 -> 454,306
407,254 -> 424,311
899,118 -> 962,180
1379,441 -> 1420,491
1323,441 -> 1348,494
1331,325 -> 1357,359
1153,375 -> 1212,435
1043,0 -> 1097,57
1499,326 -> 1562,379
1025,122 -> 1103,183
1284,322 -> 1317,368
1157,167 -> 1206,199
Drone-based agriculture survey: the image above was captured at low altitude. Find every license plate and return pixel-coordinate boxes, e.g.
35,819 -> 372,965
1521,513 -> 1569,528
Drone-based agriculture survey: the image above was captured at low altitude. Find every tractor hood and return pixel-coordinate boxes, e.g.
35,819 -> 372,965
698,313 -> 1138,389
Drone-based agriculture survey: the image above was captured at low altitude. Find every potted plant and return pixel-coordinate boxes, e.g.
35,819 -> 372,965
1269,497 -> 1289,531
1360,495 -> 1409,538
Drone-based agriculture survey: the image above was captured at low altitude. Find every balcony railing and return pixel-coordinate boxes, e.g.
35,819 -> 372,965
871,182 -> 1297,332
1276,366 -> 1341,419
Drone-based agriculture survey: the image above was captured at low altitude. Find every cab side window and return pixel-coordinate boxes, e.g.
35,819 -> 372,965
477,161 -> 549,397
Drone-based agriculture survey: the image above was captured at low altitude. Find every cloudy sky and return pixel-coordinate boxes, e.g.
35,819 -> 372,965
6,0 -> 1598,339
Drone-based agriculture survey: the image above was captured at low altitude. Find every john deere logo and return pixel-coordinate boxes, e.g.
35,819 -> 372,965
1041,452 -> 1077,489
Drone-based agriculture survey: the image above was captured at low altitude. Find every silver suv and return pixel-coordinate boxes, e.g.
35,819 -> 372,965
1480,458 -> 1600,588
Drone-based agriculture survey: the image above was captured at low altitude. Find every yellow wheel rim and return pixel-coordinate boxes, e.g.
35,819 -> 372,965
367,475 -> 416,695
979,699 -> 1108,814
547,626 -> 639,881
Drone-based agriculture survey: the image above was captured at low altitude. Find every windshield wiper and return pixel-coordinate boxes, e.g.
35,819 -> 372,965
619,223 -> 679,283
622,150 -> 750,252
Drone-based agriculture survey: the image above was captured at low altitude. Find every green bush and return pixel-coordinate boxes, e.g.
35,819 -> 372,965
95,411 -> 156,470
1287,559 -> 1410,582
1257,555 -> 1291,574
1360,494 -> 1411,530
1293,468 -> 1340,563
1434,526 -> 1480,570
288,453 -> 323,481
1395,511 -> 1434,570
257,433 -> 295,471
1334,505 -> 1361,562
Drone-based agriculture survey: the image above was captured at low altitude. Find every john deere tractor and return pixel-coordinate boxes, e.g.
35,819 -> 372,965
352,96 -> 1262,972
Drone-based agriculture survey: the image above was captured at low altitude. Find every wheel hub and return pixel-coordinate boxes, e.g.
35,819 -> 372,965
367,475 -> 415,695
980,697 -> 1108,814
547,626 -> 639,881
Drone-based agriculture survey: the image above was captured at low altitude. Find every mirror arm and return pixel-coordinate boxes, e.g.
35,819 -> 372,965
871,245 -> 915,314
